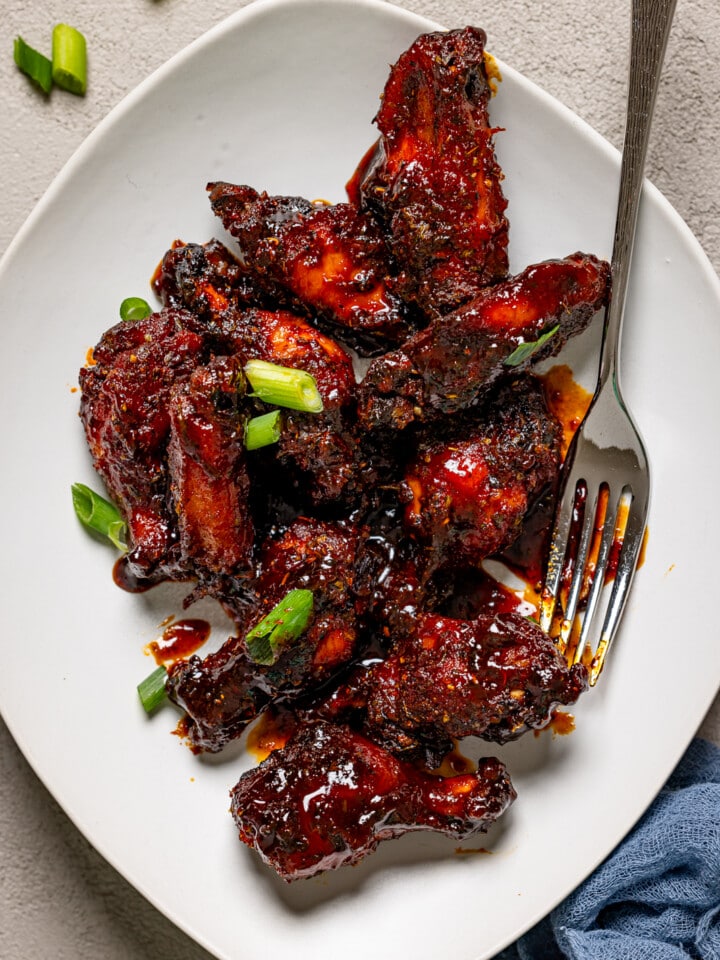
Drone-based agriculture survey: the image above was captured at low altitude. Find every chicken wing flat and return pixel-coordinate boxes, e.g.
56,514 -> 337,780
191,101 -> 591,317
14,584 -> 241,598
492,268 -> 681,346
358,252 -> 610,431
167,355 -> 253,576
357,612 -> 587,758
167,518 -> 362,752
208,182 -> 415,354
403,375 -> 561,572
357,26 -> 509,316
79,308 -> 208,580
230,720 -> 515,881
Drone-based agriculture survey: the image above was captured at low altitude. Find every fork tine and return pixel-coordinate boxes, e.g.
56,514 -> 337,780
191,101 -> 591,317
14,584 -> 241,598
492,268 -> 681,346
588,487 -> 648,685
558,485 -> 602,653
571,485 -> 620,666
538,479 -> 578,636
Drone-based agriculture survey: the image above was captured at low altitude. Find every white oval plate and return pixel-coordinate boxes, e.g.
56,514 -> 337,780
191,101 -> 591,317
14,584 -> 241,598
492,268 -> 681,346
1,1 -> 719,958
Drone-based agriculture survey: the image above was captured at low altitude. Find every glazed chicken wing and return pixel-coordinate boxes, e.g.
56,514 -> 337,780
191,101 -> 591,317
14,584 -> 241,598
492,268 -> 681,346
230,720 -> 515,881
208,182 -> 415,354
167,518 -> 362,752
79,309 -> 208,580
358,252 -> 610,431
167,355 -> 254,576
403,375 -> 561,572
356,612 -> 587,759
357,26 -> 509,316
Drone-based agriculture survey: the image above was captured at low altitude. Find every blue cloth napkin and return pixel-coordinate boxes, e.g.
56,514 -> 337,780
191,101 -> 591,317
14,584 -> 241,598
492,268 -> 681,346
496,737 -> 720,960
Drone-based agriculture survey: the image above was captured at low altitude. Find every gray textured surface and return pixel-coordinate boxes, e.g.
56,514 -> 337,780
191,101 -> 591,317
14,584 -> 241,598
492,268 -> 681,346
1,1 -> 718,957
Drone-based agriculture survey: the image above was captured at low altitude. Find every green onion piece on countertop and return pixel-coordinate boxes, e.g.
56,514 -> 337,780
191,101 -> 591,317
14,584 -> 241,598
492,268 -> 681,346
119,296 -> 152,322
504,324 -> 560,368
245,589 -> 315,665
14,36 -> 53,94
244,359 -> 324,413
138,665 -> 168,713
51,23 -> 87,95
244,409 -> 283,450
71,482 -> 127,550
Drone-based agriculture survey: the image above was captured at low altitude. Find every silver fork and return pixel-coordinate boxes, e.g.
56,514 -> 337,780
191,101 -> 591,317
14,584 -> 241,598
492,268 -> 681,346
539,0 -> 676,685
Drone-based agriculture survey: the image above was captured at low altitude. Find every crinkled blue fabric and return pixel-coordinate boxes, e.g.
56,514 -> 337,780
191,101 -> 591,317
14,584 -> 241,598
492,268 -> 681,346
496,738 -> 720,960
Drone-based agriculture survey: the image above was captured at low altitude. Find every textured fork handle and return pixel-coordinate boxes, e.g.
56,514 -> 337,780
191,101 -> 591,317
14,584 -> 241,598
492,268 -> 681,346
598,0 -> 677,393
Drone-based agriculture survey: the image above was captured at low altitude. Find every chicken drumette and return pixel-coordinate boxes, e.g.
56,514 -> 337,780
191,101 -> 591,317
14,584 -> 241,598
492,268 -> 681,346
321,611 -> 587,764
403,375 -> 561,573
230,720 -> 515,881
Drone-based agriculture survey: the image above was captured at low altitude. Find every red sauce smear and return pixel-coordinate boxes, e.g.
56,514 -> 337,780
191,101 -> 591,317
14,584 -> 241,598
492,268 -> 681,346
113,556 -> 154,593
147,618 -> 211,666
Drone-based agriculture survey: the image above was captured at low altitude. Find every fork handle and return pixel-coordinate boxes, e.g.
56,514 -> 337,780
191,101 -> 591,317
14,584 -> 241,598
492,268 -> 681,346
598,0 -> 677,393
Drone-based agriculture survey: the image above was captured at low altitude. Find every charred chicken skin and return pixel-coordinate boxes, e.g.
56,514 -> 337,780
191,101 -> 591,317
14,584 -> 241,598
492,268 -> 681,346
152,238 -> 264,320
357,26 -> 509,316
207,182 -> 415,354
230,720 -> 515,881
358,252 -> 610,431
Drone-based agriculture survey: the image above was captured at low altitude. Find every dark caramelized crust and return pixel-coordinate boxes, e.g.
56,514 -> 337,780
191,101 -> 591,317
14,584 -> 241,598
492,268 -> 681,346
167,355 -> 253,576
167,519 -> 361,752
223,308 -> 367,506
78,308 -> 208,578
152,238 -> 264,319
207,182 -> 414,354
358,253 -> 610,430
358,26 -> 509,316
230,720 -> 515,881
403,376 -> 561,571
361,613 -> 588,753
224,308 -> 357,409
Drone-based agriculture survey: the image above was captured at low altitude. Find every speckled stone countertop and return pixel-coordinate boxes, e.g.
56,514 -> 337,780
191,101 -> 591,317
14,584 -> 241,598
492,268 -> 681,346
1,1 -> 718,957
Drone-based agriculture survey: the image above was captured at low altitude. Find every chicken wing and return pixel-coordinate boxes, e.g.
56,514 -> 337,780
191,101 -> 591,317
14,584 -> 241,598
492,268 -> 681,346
208,182 -> 415,354
357,26 -> 509,316
358,252 -> 610,431
230,720 -> 515,880
403,375 -> 561,572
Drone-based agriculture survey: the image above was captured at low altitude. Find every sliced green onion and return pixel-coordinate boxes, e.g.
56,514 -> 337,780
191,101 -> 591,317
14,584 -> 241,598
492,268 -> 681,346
137,665 -> 168,713
244,359 -> 324,413
71,482 -> 127,550
119,296 -> 152,322
245,589 -> 315,665
244,409 -> 283,450
14,36 -> 53,94
504,324 -> 560,368
51,23 -> 87,96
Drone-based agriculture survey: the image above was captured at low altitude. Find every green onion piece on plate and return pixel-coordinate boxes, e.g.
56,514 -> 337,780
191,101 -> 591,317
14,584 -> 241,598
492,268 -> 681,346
245,589 -> 315,665
14,36 -> 53,94
137,665 -> 168,713
119,296 -> 151,322
71,482 -> 127,550
51,23 -> 87,95
244,409 -> 283,450
504,324 -> 560,368
244,359 -> 324,413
